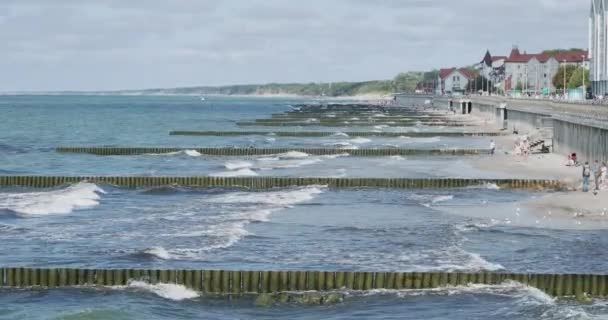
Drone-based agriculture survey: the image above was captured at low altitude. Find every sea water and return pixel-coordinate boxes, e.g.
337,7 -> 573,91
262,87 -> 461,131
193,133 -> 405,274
1,95 -> 607,319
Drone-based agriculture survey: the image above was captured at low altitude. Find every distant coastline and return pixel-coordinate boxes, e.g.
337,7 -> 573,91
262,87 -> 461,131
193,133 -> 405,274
0,73 -> 427,99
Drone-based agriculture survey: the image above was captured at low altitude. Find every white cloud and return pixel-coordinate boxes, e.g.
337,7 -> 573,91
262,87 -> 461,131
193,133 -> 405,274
0,0 -> 589,91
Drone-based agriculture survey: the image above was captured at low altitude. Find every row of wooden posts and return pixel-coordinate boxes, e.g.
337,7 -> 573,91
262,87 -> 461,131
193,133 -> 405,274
236,121 -> 472,127
55,147 -> 489,156
0,267 -> 603,298
168,131 -> 507,137
0,176 -> 567,190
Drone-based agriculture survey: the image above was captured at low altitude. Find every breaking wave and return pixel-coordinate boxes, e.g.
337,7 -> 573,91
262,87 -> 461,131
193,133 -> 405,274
224,161 -> 254,170
0,182 -> 105,216
147,149 -> 202,157
209,168 -> 259,177
138,247 -> 172,260
205,185 -> 326,206
350,137 -> 372,144
125,280 -> 199,301
152,186 -> 327,257
409,194 -> 455,207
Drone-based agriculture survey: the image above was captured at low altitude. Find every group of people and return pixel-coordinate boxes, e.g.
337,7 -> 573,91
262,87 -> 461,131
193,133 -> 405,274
581,160 -> 608,193
513,136 -> 530,160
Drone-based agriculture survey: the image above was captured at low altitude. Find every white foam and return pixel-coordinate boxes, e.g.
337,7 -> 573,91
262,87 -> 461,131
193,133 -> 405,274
485,183 -> 501,190
142,247 -> 172,260
398,136 -> 441,144
254,158 -> 322,170
0,182 -> 105,216
304,118 -> 319,123
224,161 -> 253,170
265,137 -> 276,143
278,151 -> 310,159
206,186 -> 326,206
209,168 -> 258,177
322,153 -> 350,159
169,186 -> 327,254
466,183 -> 501,190
462,250 -> 504,271
432,195 -> 454,204
183,150 -> 202,157
409,194 -> 454,206
349,117 -> 360,121
324,142 -> 354,148
389,155 -> 405,160
350,137 -> 372,144
374,125 -> 389,129
331,132 -> 349,137
127,280 -> 199,301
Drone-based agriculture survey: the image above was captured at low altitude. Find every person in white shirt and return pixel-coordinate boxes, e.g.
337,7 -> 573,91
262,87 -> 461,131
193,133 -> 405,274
490,140 -> 496,155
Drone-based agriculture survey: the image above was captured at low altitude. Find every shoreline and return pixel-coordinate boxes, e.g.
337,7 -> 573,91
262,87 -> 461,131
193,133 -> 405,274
441,109 -> 608,228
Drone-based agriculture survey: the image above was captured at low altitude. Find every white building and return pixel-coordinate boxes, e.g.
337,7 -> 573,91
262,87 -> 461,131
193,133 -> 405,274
437,68 -> 474,95
590,0 -> 608,95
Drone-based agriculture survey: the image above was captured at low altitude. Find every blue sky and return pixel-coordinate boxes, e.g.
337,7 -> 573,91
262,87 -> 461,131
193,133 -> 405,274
0,0 -> 588,91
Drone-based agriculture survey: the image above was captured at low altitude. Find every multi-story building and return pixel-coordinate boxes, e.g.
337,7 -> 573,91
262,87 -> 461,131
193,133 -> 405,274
477,50 -> 506,93
436,68 -> 475,95
503,47 -> 588,94
590,0 -> 608,96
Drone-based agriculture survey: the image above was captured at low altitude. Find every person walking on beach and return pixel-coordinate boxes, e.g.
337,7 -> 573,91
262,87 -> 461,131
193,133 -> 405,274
490,140 -> 496,156
582,161 -> 592,192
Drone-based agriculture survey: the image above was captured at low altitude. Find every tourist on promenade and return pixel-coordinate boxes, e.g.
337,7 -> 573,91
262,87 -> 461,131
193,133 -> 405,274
490,140 -> 495,156
601,162 -> 608,190
592,160 -> 601,192
582,161 -> 591,192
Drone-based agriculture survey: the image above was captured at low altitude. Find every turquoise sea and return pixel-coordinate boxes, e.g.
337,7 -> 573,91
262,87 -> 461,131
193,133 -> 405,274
0,95 -> 607,319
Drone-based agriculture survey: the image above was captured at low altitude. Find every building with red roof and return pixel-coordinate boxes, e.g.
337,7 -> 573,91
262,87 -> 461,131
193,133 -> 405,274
503,46 -> 588,93
436,67 -> 475,95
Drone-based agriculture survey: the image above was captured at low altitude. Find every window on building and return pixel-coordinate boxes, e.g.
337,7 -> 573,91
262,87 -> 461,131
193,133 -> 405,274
544,73 -> 547,78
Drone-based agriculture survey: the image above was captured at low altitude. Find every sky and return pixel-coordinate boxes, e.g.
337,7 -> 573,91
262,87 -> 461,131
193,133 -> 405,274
0,0 -> 588,91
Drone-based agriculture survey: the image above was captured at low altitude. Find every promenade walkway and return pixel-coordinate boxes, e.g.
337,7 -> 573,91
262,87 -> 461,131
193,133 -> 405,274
471,96 -> 608,129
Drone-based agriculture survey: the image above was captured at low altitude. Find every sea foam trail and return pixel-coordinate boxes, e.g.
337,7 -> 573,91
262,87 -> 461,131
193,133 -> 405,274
125,280 -> 199,301
0,182 -> 105,216
205,185 -> 326,206
350,137 -> 372,144
355,281 -> 555,307
224,161 -> 254,170
165,186 -> 328,257
146,149 -> 202,157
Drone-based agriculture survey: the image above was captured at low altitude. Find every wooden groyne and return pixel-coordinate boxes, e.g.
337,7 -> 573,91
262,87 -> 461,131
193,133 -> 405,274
169,131 -> 507,137
0,267 -> 603,298
236,121 -> 472,127
0,176 -> 566,190
55,147 -> 489,156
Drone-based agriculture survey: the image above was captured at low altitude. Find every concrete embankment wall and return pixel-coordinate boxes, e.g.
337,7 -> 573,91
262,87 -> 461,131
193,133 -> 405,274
470,102 -> 552,134
553,119 -> 608,161
0,267 -> 604,298
466,98 -> 605,160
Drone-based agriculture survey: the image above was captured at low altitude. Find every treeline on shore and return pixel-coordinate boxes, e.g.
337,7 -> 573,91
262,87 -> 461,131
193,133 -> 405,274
117,71 -> 437,97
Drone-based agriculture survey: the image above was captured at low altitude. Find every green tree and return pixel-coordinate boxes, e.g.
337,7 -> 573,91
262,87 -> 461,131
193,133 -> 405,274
567,67 -> 590,88
392,72 -> 423,92
515,81 -> 523,91
552,65 -> 578,91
